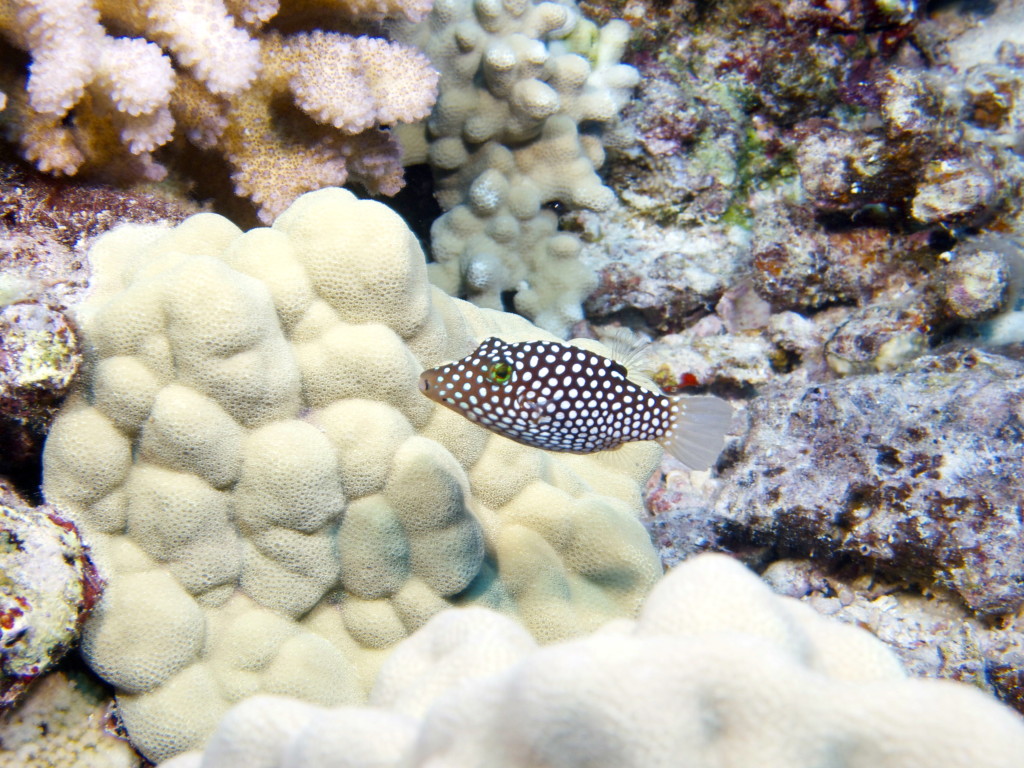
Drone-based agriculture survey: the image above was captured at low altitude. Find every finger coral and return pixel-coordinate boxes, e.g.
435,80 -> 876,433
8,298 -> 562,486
41,187 -> 662,762
0,0 -> 439,221
162,553 -> 1024,768
394,0 -> 639,334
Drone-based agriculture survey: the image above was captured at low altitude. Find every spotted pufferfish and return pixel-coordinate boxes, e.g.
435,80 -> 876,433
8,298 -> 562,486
418,337 -> 733,470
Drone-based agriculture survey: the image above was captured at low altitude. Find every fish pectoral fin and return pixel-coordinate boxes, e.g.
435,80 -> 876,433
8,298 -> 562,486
516,393 -> 552,425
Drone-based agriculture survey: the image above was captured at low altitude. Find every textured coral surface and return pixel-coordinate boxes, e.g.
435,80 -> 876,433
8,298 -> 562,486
163,554 -> 1024,768
0,670 -> 139,768
0,158 -> 198,481
41,187 -> 661,761
0,0 -> 439,222
408,0 -> 639,333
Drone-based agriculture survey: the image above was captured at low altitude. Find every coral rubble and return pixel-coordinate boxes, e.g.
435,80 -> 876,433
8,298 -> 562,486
583,0 -> 1024,343
0,670 -> 139,768
0,302 -> 81,478
0,481 -> 100,709
763,557 -> 1024,716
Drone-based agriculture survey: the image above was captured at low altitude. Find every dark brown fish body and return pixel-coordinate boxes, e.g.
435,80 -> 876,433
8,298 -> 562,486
419,337 -> 732,470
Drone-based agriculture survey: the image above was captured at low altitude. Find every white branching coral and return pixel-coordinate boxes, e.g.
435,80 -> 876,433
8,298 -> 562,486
97,0 -> 263,96
0,0 -> 439,220
289,33 -> 437,134
12,0 -> 102,117
0,0 -> 176,177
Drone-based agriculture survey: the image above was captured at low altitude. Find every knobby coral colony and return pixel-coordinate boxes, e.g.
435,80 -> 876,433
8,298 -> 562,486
41,188 -> 663,762
140,555 -> 1024,768
412,0 -> 641,333
0,0 -> 439,222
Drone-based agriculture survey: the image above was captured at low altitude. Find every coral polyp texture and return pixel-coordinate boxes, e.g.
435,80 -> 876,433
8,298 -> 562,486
399,0 -> 639,334
0,0 -> 439,222
40,187 -> 662,762
162,553 -> 1024,768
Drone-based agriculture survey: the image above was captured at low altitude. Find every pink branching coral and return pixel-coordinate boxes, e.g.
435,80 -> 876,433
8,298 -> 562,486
0,0 -> 439,221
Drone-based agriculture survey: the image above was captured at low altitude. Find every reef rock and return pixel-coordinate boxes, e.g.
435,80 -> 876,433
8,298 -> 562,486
714,348 -> 1024,615
0,670 -> 138,768
0,482 -> 100,708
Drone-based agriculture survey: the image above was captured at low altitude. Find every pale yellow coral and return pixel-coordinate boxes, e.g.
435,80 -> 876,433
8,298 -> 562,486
43,188 -> 661,762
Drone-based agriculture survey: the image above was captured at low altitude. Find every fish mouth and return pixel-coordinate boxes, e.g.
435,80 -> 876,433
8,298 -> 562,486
418,375 -> 430,392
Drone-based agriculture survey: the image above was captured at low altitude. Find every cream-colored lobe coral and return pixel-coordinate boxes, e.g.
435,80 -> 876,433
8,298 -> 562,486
43,188 -> 661,762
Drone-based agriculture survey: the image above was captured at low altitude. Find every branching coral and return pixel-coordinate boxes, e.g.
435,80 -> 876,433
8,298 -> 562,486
0,0 -> 439,221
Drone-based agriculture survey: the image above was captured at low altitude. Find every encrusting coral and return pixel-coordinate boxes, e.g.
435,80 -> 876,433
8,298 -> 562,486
162,553 -> 1024,768
0,0 -> 439,222
396,0 -> 639,334
41,187 -> 662,762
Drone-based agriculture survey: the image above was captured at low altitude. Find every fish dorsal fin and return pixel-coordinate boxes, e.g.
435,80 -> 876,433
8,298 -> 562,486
597,327 -> 655,377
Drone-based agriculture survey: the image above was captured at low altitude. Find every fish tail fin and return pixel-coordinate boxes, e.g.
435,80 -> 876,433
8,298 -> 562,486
657,395 -> 734,470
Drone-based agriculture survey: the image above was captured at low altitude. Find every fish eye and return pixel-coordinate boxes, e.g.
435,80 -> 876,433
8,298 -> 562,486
487,360 -> 513,385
